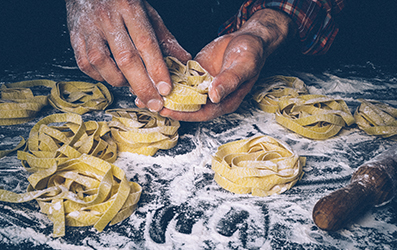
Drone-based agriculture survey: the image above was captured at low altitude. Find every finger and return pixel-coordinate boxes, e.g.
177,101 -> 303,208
134,97 -> 146,109
84,32 -> 128,87
144,2 -> 191,63
195,35 -> 232,75
159,106 -> 220,122
70,31 -> 105,82
129,87 -> 146,108
105,29 -> 164,111
122,2 -> 173,96
209,36 -> 264,103
208,67 -> 245,104
96,7 -> 163,112
160,76 -> 257,122
129,87 -> 135,95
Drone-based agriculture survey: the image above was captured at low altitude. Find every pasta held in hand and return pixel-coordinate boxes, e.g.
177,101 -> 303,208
163,56 -> 213,112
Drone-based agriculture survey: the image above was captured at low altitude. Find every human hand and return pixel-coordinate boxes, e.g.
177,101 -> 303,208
160,8 -> 296,122
65,0 -> 191,112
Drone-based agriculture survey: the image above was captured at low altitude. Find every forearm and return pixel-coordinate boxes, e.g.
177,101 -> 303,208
237,8 -> 297,57
220,0 -> 345,55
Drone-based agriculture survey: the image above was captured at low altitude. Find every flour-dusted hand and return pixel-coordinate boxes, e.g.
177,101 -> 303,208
65,0 -> 191,112
160,9 -> 296,121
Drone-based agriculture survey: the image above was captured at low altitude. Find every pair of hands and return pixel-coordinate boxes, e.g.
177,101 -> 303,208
66,0 -> 294,121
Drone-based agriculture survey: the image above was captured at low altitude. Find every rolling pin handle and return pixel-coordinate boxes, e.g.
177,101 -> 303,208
313,157 -> 397,231
312,179 -> 375,231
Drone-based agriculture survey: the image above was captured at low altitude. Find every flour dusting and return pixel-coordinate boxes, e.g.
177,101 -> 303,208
0,63 -> 396,249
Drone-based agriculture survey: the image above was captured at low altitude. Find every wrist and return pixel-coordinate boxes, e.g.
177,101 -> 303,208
238,8 -> 297,56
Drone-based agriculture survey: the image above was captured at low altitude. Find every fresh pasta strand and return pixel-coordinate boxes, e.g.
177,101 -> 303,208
253,75 -> 308,113
354,99 -> 397,139
0,80 -> 113,125
106,108 -> 180,156
212,135 -> 305,197
0,153 -> 142,237
275,94 -> 355,140
0,80 -> 52,125
163,56 -> 213,112
0,113 -> 142,237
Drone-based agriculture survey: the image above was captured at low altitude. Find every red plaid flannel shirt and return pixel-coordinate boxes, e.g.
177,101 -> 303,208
218,0 -> 345,55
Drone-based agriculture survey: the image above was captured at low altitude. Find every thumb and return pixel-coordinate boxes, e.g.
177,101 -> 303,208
208,58 -> 260,104
208,34 -> 266,103
208,71 -> 237,104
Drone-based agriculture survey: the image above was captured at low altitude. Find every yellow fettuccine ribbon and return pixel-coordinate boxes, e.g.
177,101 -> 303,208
0,153 -> 142,238
0,81 -> 51,125
0,113 -> 142,237
106,109 -> 180,156
354,99 -> 397,139
49,81 -> 113,114
17,113 -> 117,169
163,56 -> 213,112
212,135 -> 305,197
253,75 -> 308,113
275,94 -> 355,140
0,80 -> 112,125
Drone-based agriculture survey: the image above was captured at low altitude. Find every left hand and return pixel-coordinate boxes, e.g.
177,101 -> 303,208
159,9 -> 296,122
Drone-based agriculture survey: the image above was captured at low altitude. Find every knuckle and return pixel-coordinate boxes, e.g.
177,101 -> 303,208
94,4 -> 112,21
107,73 -> 128,87
125,0 -> 144,10
87,49 -> 107,66
137,34 -> 155,46
226,72 -> 243,88
74,52 -> 92,73
147,61 -> 164,76
136,34 -> 158,51
76,58 -> 91,73
115,50 -> 139,68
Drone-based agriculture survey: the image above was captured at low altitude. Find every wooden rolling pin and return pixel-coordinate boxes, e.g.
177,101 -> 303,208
312,144 -> 397,231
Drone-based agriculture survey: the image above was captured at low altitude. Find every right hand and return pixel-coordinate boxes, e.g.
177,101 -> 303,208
160,8 -> 295,122
65,0 -> 191,112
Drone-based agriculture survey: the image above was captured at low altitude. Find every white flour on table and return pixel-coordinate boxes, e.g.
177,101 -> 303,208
0,62 -> 396,249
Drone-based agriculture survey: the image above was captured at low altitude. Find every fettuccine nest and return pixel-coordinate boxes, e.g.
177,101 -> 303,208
354,99 -> 397,139
0,79 -> 113,125
253,76 -> 355,139
0,113 -> 141,237
212,135 -> 305,197
0,110 -> 181,237
253,75 -> 308,113
107,108 -> 180,156
275,95 -> 355,140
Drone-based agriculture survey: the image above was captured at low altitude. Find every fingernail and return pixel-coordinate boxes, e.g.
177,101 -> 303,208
209,85 -> 225,103
157,81 -> 172,96
147,99 -> 163,112
135,97 -> 143,107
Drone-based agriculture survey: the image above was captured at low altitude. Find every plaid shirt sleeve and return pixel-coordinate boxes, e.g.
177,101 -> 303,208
218,0 -> 345,55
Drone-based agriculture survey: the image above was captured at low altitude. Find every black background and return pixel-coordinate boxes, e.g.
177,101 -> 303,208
0,1 -> 396,248
0,0 -> 396,72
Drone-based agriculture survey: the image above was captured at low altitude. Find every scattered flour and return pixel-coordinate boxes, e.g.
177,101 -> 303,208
0,63 -> 396,249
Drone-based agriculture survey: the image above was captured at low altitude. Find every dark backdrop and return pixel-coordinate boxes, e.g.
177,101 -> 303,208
1,0 -> 396,72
